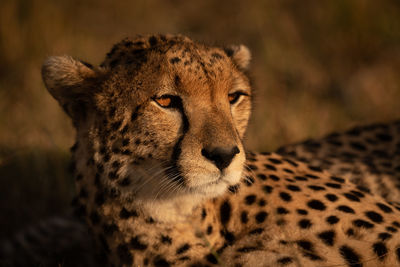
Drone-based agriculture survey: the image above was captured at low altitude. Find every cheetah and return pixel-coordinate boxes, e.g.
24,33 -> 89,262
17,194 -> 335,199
277,120 -> 400,206
7,34 -> 400,266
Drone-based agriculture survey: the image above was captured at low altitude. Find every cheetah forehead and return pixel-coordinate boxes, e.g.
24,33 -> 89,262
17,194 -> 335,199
101,34 -> 251,78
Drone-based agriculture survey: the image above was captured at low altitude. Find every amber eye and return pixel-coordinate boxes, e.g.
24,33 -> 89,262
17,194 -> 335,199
153,96 -> 172,108
228,92 -> 246,105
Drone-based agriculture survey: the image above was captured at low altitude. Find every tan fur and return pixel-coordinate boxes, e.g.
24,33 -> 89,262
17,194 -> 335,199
41,34 -> 400,267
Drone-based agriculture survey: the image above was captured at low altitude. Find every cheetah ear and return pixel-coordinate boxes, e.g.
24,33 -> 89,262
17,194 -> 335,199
42,56 -> 99,119
224,44 -> 251,70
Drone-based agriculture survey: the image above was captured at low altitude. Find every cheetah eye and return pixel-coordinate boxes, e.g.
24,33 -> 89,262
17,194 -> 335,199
228,91 -> 247,105
153,95 -> 180,109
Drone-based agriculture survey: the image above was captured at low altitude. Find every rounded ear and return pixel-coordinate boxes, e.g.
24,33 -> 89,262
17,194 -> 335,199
224,44 -> 251,70
42,56 -> 99,119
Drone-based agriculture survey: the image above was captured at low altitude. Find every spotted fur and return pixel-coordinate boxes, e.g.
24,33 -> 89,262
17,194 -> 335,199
277,121 -> 400,206
8,34 -> 400,266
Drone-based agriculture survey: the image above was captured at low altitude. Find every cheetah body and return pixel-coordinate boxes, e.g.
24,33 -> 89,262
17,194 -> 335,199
38,34 -> 400,266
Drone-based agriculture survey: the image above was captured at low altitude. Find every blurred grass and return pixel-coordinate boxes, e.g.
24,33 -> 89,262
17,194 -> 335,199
1,0 -> 400,238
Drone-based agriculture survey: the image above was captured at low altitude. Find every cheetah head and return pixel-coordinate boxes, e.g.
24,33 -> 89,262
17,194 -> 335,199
42,35 -> 252,217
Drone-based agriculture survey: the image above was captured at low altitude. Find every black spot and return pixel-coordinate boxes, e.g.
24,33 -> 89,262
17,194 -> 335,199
256,173 -> 267,181
255,211 -> 268,223
161,235 -> 172,244
103,223 -> 118,236
325,193 -> 338,202
264,164 -> 277,171
305,174 -> 319,179
346,228 -> 355,237
119,208 -> 138,219
277,207 -> 289,214
118,177 -> 131,186
277,257 -> 293,265
236,246 -> 258,253
108,171 -> 118,180
245,194 -> 256,205
247,164 -> 258,170
220,201 -> 231,225
258,199 -> 266,206
353,219 -> 374,229
307,200 -> 326,210
211,52 -> 223,59
108,187 -> 120,199
263,185 -> 273,194
249,228 -> 264,235
111,120 -> 122,131
170,57 -> 181,64
201,208 -> 207,220
325,183 -> 342,189
386,226 -> 397,233
121,138 -> 130,146
350,142 -> 367,151
376,202 -> 393,213
365,211 -> 383,223
296,240 -> 313,251
337,205 -> 355,214
331,176 -> 345,183
149,36 -> 158,46
296,209 -> 308,215
154,256 -> 170,267
279,192 -> 292,202
207,225 -> 213,235
120,125 -> 129,134
343,193 -> 360,202
244,175 -> 255,186
378,232 -> 392,241
376,133 -> 393,142
339,245 -> 362,267
295,176 -> 308,181
121,149 -> 132,155
303,252 -> 322,261
220,230 -> 235,244
145,217 -> 155,224
283,168 -> 294,174
241,211 -> 249,224
228,184 -> 240,193
309,166 -> 323,172
286,185 -> 301,191
130,236 -> 148,250
206,253 -> 218,264
326,215 -> 340,225
176,243 -> 191,254
298,219 -> 312,229
117,244 -> 133,265
372,242 -> 387,260
308,185 -> 326,191
284,158 -> 299,167
269,174 -> 280,181
317,230 -> 335,246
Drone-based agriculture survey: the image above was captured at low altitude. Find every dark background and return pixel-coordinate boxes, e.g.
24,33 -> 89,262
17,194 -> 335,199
1,0 -> 400,239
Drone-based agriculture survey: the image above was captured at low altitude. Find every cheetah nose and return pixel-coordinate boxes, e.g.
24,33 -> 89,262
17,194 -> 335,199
201,146 -> 240,171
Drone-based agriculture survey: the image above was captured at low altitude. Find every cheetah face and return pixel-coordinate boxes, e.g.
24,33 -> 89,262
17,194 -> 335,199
42,35 -> 252,204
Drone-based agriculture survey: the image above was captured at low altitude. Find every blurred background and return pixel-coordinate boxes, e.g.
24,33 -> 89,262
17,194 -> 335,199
1,0 -> 400,239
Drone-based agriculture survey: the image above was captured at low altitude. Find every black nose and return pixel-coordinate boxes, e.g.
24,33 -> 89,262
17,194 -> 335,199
201,146 -> 240,171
